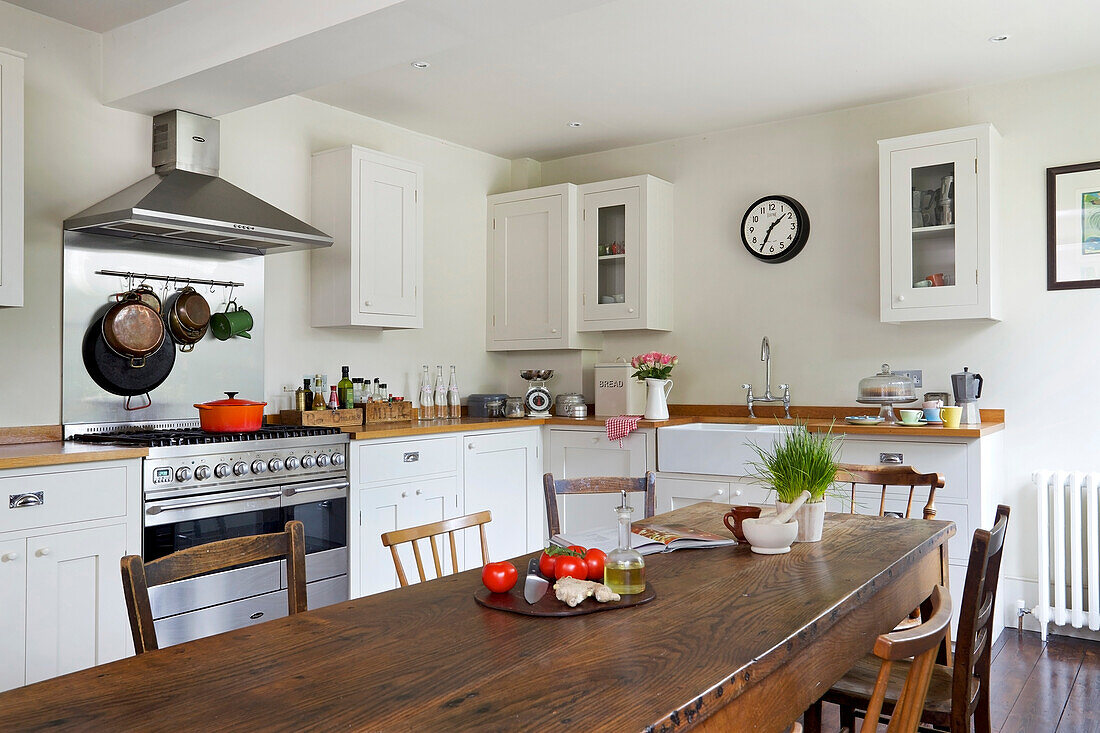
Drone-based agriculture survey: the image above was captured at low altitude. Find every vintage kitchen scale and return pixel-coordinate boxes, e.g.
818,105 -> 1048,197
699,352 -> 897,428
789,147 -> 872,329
520,370 -> 554,418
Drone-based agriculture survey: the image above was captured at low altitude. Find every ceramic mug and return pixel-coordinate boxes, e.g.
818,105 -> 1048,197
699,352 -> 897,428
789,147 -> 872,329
922,407 -> 941,422
723,505 -> 762,543
898,409 -> 923,425
940,405 -> 962,429
210,300 -> 253,340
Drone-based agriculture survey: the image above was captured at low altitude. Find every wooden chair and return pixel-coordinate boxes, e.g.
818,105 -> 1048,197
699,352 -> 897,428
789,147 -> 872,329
542,472 -> 656,538
836,463 -> 945,520
380,510 -> 492,587
120,520 -> 307,655
806,505 -> 1010,733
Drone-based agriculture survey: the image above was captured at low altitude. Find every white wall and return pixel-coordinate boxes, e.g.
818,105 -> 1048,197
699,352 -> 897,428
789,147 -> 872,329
0,1 -> 512,425
539,65 -> 1100,614
216,96 -> 511,409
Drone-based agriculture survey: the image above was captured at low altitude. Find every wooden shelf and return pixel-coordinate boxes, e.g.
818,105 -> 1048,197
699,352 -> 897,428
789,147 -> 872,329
597,253 -> 626,261
911,224 -> 954,240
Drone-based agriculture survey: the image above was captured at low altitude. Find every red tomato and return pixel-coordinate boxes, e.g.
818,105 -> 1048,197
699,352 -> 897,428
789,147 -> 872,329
538,551 -> 557,578
554,556 -> 588,581
481,561 -> 518,593
567,545 -> 587,555
583,548 -> 606,581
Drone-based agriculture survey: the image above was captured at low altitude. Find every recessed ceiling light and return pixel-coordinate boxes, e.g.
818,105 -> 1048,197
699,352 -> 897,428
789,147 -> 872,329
988,34 -> 1010,43
410,61 -> 430,69
567,121 -> 583,128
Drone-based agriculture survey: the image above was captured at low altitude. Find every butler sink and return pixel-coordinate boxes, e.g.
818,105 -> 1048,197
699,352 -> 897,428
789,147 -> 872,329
657,423 -> 791,476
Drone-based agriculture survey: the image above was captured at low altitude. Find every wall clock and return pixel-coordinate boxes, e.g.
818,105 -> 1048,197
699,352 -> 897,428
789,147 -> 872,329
740,195 -> 810,263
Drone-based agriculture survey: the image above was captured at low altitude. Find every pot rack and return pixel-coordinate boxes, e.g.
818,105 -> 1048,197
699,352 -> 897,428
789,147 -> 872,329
94,269 -> 245,289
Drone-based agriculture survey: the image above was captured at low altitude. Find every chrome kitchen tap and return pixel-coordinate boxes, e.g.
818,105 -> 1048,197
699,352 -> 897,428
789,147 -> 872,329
741,337 -> 790,418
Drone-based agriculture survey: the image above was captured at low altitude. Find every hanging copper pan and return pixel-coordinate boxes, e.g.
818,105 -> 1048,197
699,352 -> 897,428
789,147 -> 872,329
101,292 -> 165,368
172,286 -> 211,332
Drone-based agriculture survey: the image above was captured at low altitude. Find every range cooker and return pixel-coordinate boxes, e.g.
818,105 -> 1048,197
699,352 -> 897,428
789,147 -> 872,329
68,423 -> 350,647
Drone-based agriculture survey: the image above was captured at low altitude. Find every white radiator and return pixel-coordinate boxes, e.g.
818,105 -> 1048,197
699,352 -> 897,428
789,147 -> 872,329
1033,471 -> 1100,641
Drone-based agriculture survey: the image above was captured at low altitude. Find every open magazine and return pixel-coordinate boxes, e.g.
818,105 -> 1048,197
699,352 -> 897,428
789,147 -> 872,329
550,522 -> 737,556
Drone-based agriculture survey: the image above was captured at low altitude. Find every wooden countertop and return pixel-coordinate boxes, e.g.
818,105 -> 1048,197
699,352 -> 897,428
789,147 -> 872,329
0,505 -> 952,732
0,442 -> 148,470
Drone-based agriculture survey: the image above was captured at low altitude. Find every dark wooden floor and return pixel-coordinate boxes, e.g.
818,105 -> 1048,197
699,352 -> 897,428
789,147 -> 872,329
813,630 -> 1099,732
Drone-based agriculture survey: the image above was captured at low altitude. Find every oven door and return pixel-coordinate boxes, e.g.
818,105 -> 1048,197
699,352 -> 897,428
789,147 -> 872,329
144,487 -> 284,619
281,478 -> 349,584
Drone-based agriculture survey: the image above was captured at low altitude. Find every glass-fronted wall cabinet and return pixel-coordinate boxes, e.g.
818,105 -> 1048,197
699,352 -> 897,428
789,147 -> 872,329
578,175 -> 673,332
878,124 -> 999,323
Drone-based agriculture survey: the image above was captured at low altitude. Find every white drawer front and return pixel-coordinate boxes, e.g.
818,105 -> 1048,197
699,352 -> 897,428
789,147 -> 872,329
1,465 -> 128,534
358,437 -> 459,484
839,440 -> 968,501
848,488 -> 970,562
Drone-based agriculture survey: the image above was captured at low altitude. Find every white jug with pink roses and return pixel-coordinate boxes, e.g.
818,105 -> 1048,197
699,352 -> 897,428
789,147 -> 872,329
630,352 -> 678,420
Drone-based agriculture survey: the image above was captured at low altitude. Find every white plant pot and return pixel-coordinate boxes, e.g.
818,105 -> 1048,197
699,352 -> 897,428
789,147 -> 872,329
644,378 -> 673,420
775,499 -> 826,542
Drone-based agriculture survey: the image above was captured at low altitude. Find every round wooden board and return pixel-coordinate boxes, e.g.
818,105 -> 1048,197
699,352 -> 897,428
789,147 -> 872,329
474,582 -> 656,617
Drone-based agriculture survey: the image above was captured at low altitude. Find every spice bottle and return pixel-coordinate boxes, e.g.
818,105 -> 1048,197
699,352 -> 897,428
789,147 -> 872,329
328,386 -> 339,410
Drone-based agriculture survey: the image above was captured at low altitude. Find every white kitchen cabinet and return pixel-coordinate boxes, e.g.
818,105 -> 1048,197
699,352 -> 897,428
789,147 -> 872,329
578,175 -> 673,332
0,47 -> 25,308
0,538 -> 26,691
656,476 -> 730,513
546,426 -> 654,534
879,124 -> 999,323
311,145 -> 423,329
462,428 -> 542,564
0,458 -> 141,691
486,184 -> 601,351
25,524 -> 128,684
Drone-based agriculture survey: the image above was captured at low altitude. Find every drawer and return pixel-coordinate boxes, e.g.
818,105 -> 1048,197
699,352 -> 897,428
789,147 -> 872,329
839,440 -> 968,501
358,436 -> 459,484
848,489 -> 970,563
0,465 -> 129,534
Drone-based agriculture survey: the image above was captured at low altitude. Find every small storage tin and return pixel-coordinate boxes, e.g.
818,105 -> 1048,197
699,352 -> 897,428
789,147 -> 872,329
467,393 -> 508,418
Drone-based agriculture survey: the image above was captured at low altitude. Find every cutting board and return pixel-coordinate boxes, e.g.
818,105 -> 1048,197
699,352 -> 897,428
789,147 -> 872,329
474,582 -> 655,617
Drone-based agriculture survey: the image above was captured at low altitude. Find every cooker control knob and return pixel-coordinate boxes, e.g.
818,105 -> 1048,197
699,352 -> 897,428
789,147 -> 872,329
233,461 -> 248,476
284,456 -> 300,470
251,460 -> 267,474
175,467 -> 192,482
268,458 -> 284,473
301,455 -> 315,469
331,452 -> 345,466
316,454 -> 330,467
194,465 -> 211,481
214,463 -> 231,478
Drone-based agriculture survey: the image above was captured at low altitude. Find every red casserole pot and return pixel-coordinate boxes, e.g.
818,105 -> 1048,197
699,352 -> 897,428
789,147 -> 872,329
194,392 -> 267,432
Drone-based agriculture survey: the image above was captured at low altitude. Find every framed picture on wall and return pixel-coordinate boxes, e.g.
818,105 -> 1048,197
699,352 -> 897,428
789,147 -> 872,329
1047,160 -> 1100,290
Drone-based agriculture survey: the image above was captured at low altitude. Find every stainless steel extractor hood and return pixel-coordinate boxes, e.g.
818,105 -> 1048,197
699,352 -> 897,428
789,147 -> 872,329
64,110 -> 332,255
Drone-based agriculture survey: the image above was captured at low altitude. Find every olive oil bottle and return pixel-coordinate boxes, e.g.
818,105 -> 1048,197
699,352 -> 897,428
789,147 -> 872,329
604,490 -> 646,594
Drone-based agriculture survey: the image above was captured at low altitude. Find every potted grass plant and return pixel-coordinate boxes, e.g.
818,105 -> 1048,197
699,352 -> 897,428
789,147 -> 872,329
747,421 -> 842,542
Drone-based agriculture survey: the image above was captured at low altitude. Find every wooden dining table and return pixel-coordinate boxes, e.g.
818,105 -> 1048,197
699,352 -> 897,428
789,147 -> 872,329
0,504 -> 953,732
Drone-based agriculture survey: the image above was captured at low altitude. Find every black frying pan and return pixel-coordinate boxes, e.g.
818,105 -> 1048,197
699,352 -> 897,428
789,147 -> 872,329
83,311 -> 176,410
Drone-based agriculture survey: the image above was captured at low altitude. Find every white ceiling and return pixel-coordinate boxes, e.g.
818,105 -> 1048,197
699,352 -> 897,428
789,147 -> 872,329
302,0 -> 1100,160
10,0 -> 1100,160
7,0 -> 188,32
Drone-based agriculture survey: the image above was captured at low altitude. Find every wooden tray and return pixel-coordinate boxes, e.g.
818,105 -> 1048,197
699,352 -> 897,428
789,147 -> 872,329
356,401 -> 414,423
279,408 -> 363,427
474,582 -> 655,617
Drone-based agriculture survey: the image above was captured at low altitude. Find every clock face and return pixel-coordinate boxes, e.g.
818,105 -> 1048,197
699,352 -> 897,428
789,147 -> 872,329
740,195 -> 810,263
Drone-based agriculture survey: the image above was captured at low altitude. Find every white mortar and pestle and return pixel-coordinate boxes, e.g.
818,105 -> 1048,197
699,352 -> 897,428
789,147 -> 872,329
741,490 -> 811,555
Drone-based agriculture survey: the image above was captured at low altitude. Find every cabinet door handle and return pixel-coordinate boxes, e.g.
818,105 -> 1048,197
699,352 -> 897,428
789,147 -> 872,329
1,552 -> 18,562
733,489 -> 742,497
897,295 -> 905,302
551,328 -> 558,334
713,489 -> 724,497
401,491 -> 408,498
468,443 -> 475,450
628,308 -> 635,313
364,300 -> 372,307
880,452 -> 904,464
35,548 -> 50,557
9,492 -> 44,508
403,451 -> 419,463
592,436 -> 600,444
415,489 -> 422,496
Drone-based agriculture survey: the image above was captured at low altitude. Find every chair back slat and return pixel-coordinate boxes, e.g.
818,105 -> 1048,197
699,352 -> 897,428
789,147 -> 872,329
380,510 -> 493,587
543,472 -> 656,537
861,585 -> 952,733
949,504 -> 1010,732
120,521 -> 307,655
836,464 -> 943,520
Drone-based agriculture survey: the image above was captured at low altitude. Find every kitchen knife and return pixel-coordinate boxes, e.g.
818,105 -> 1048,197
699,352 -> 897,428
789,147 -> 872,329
523,557 -> 549,604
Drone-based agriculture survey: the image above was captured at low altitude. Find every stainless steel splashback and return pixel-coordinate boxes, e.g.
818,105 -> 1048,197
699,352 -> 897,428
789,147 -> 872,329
62,232 -> 265,427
